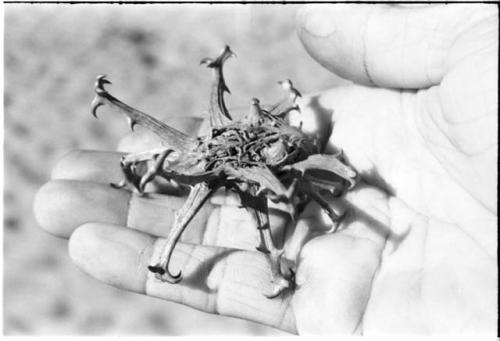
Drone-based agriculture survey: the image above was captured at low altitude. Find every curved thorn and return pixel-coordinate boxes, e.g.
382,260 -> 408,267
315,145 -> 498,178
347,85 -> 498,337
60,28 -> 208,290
166,269 -> 183,283
226,45 -> 237,58
136,183 -> 145,195
264,265 -> 295,299
91,99 -> 104,118
326,218 -> 342,234
203,46 -> 235,128
332,148 -> 344,159
219,45 -> 236,62
149,183 -> 213,285
323,207 -> 347,233
148,264 -> 165,275
138,177 -> 148,194
200,57 -> 214,66
89,75 -> 197,151
126,117 -> 137,131
95,74 -> 112,93
264,280 -> 290,299
264,289 -> 283,299
148,265 -> 183,284
347,175 -> 359,190
91,75 -> 112,118
201,46 -> 235,69
256,246 -> 269,254
110,180 -> 127,189
138,150 -> 171,193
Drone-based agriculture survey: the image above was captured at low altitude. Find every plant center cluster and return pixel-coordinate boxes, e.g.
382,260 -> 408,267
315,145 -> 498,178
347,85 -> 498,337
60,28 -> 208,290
197,124 -> 317,171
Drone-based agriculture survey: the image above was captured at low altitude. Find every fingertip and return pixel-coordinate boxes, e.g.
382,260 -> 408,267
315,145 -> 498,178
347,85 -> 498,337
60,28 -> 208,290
69,222 -> 153,293
117,131 -> 163,153
297,4 -> 486,88
34,180 -> 129,238
51,149 -> 81,180
296,5 -> 338,38
34,180 -> 74,237
68,222 -> 95,264
294,232 -> 375,334
51,149 -> 123,182
296,5 -> 373,85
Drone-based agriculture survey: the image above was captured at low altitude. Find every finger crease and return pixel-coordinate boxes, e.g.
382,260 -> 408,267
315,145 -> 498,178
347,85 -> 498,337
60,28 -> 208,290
276,298 -> 292,330
362,7 -> 376,85
141,238 -> 156,294
213,252 -> 230,315
125,192 -> 134,228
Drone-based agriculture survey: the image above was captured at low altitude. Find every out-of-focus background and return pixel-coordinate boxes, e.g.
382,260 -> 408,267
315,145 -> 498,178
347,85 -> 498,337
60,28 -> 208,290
3,4 -> 347,335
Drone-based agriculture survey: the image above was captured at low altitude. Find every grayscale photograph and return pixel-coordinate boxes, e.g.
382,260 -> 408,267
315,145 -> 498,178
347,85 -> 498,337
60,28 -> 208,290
3,2 -> 498,336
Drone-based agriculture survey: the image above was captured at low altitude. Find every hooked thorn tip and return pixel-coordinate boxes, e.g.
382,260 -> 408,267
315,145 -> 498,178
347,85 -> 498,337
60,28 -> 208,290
95,75 -> 112,91
200,58 -> 213,66
223,45 -> 236,58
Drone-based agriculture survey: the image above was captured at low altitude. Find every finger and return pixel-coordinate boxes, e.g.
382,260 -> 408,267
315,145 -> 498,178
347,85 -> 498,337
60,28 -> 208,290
284,182 -> 391,263
293,232 -> 382,334
307,183 -> 391,244
47,152 -> 289,250
117,130 -> 164,153
68,223 -> 296,333
338,183 -> 391,243
33,179 -> 207,242
51,150 -> 124,184
51,150 -> 185,195
34,179 -> 285,252
297,4 -> 497,88
291,184 -> 390,333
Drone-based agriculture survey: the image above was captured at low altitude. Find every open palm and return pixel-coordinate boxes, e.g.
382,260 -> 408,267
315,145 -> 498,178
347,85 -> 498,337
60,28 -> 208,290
34,4 -> 497,335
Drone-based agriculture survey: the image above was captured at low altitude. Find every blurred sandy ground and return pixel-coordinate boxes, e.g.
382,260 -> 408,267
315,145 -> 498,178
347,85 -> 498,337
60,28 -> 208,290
3,3 -> 347,335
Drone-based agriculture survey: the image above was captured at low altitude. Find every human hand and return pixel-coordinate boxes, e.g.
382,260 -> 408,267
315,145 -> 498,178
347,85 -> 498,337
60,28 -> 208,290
34,131 -> 391,334
293,3 -> 497,333
33,4 -> 497,335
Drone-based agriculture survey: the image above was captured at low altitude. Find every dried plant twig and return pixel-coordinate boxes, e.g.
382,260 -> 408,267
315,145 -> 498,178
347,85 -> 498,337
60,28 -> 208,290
91,45 -> 359,298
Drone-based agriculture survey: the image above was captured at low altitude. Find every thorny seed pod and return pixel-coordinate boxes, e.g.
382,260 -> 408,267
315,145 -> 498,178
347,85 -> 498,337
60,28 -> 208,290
90,45 -> 358,298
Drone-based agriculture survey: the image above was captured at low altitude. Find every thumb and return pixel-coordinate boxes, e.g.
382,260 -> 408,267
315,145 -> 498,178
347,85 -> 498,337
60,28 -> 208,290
296,4 -> 497,89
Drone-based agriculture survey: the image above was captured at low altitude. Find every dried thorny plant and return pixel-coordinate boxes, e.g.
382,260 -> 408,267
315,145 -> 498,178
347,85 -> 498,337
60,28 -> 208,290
91,46 -> 358,298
